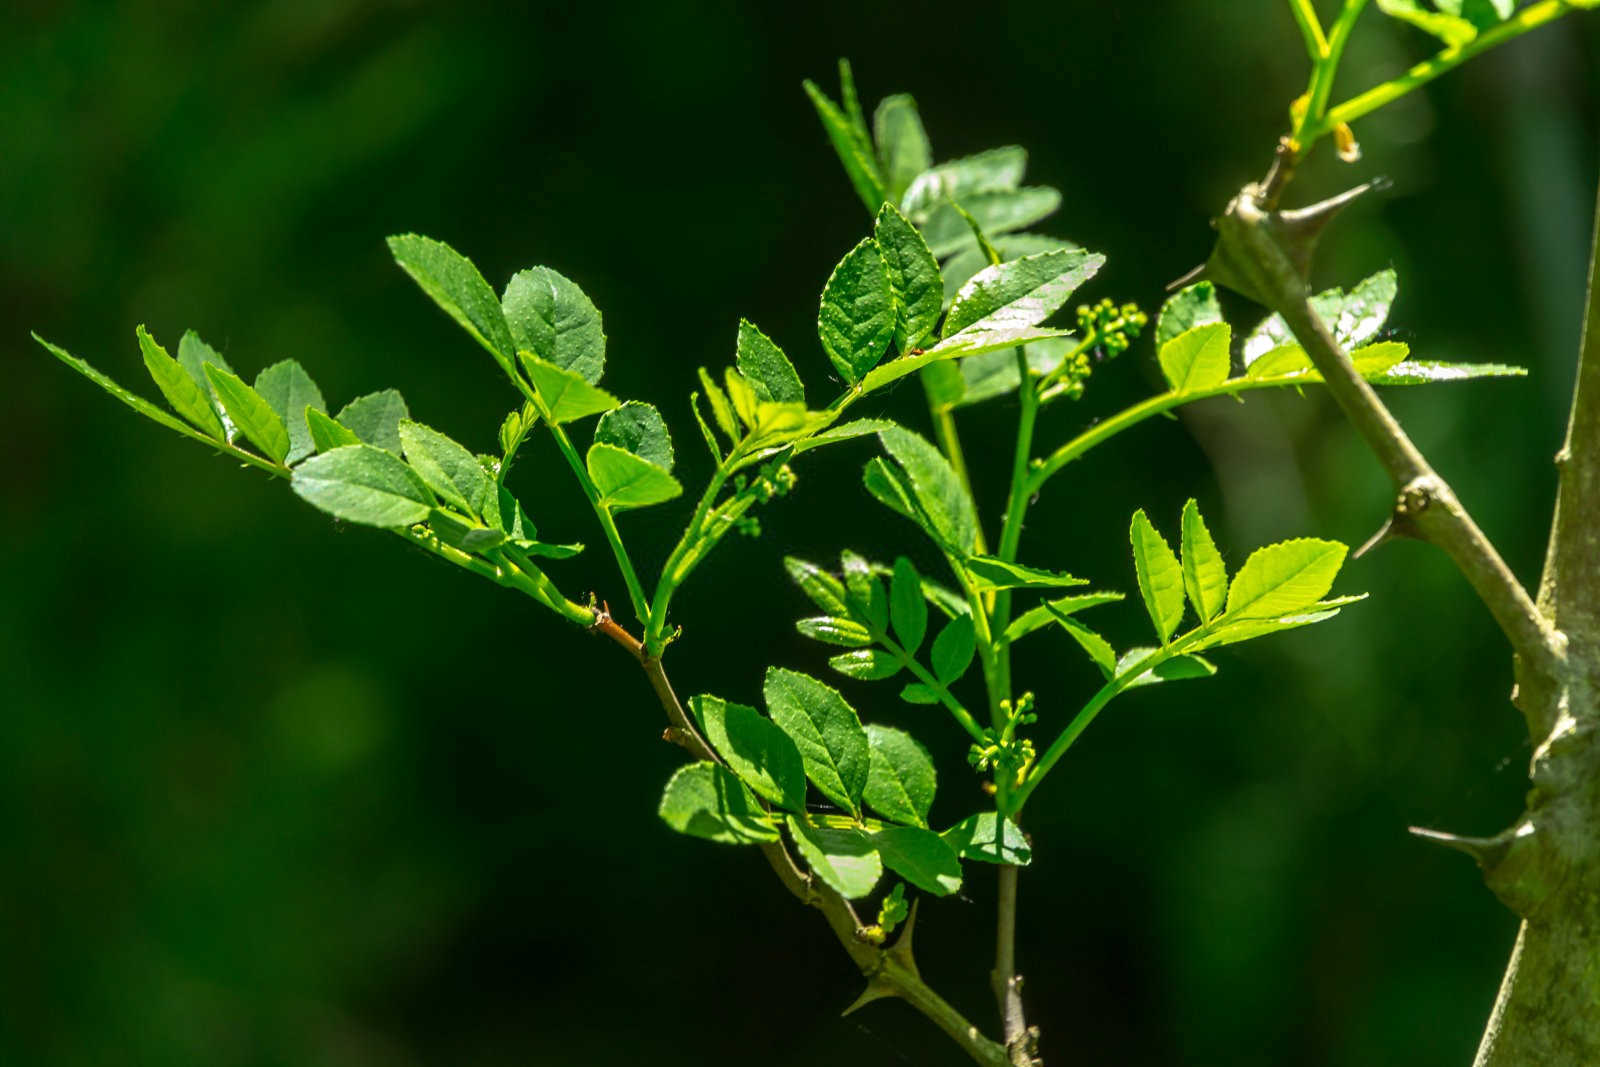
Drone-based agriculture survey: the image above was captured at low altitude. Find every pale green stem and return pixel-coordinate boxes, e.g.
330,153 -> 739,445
1302,0 -> 1580,149
990,348 -> 1041,720
1288,0 -> 1330,58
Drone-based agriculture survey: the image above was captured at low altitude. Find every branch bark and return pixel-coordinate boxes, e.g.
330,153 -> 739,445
1207,173 -> 1600,1065
992,864 -> 1040,1065
590,608 -> 1013,1067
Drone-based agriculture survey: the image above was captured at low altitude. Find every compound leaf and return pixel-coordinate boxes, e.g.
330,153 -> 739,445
691,694 -> 807,814
138,326 -> 226,440
502,266 -> 607,384
387,234 -> 516,373
735,320 -> 805,404
818,237 -> 895,383
659,762 -> 779,845
586,443 -> 682,511
764,667 -> 869,816
944,249 -> 1104,338
787,816 -> 882,898
1225,539 -> 1348,621
874,203 -> 943,352
204,363 -> 289,463
1131,509 -> 1185,643
873,826 -> 961,895
595,401 -> 675,473
399,419 -> 489,516
863,724 -> 935,828
1180,498 -> 1228,623
291,444 -> 433,527
335,389 -> 410,455
254,359 -> 326,464
1158,322 -> 1231,393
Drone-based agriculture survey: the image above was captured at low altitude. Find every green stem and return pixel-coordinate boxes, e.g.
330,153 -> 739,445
1304,0 -> 1580,148
539,412 -> 651,624
1288,0 -> 1330,59
1029,373 -> 1338,495
1007,633 -> 1206,815
880,633 -> 988,743
1296,0 -> 1368,143
991,349 -> 1041,718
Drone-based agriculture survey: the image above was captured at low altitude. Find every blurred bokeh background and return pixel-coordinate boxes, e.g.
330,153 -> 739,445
4,2 -> 1597,1064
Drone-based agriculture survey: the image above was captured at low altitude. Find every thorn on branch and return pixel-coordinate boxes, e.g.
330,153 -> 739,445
1408,824 -> 1518,869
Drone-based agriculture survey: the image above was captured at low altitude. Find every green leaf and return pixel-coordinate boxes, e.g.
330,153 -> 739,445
873,826 -> 961,895
37,334 -> 201,438
1225,538 -> 1348,621
1003,592 -> 1125,643
873,94 -> 932,204
1375,0 -> 1478,45
335,389 -> 410,454
944,249 -> 1105,338
398,419 -> 489,516
1192,596 -> 1366,650
764,667 -> 870,816
1439,0 -> 1513,27
803,78 -> 885,213
659,762 -> 779,845
841,550 -> 889,633
291,444 -> 434,527
595,401 -> 675,473
796,617 -> 874,647
787,816 -> 882,899
1156,282 -> 1224,349
204,363 -> 290,464
502,266 -> 607,384
138,326 -> 226,440
940,233 -> 1079,301
942,813 -> 1031,865
1351,341 -> 1410,376
734,320 -> 805,405
253,359 -> 326,464
1158,322 -> 1232,393
691,695 -> 807,813
930,614 -> 976,684
175,330 -> 236,437
785,557 -> 850,616
1042,607 -> 1118,675
1180,499 -> 1228,623
818,237 -> 895,383
792,418 -> 899,454
901,146 -> 1028,218
585,443 -> 683,511
521,353 -> 619,424
900,683 -> 941,705
828,649 -> 902,681
1115,648 -> 1218,689
874,203 -> 943,352
306,407 -> 361,453
863,456 -> 920,526
966,556 -> 1087,593
1244,271 -> 1398,365
877,427 -> 979,553
1366,360 -> 1528,384
1130,509 -> 1186,643
387,234 -> 516,373
919,188 -> 1062,258
889,556 -> 930,653
863,724 -> 935,828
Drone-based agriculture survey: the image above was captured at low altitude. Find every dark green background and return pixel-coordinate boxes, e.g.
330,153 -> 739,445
5,2 -> 1597,1064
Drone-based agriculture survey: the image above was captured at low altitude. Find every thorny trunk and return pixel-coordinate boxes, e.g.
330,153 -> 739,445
1472,168 -> 1600,1067
1215,156 -> 1600,1063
